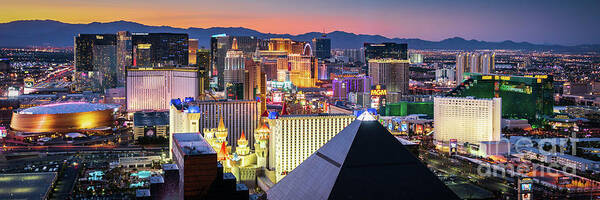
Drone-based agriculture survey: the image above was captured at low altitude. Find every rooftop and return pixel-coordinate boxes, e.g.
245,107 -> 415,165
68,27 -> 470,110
173,133 -> 216,155
162,164 -> 179,171
0,172 -> 57,200
133,111 -> 169,127
554,153 -> 599,164
136,189 -> 151,197
18,102 -> 119,114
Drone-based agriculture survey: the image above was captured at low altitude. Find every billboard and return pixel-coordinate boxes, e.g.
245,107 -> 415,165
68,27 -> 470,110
370,84 -> 387,96
0,127 -> 6,138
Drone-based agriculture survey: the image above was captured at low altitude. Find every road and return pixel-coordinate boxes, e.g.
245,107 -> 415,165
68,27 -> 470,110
422,151 -> 517,199
51,161 -> 78,200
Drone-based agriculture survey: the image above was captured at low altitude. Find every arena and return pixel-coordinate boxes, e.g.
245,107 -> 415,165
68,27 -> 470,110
10,102 -> 119,133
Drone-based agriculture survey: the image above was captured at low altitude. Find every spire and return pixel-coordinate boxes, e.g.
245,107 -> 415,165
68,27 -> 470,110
218,115 -> 226,131
218,142 -> 228,161
261,110 -> 269,117
280,102 -> 289,116
231,38 -> 238,50
240,131 -> 246,141
260,122 -> 269,131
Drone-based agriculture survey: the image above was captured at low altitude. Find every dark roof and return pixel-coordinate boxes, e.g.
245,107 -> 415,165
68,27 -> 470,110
0,172 -> 57,200
266,116 -> 459,200
133,111 -> 169,127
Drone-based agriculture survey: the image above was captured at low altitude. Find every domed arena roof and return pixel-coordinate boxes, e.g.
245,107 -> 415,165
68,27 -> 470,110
18,102 -> 119,115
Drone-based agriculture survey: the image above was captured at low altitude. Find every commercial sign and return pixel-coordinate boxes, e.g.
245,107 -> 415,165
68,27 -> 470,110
450,139 -> 458,148
370,84 -> 387,96
500,84 -> 532,94
0,127 -> 6,138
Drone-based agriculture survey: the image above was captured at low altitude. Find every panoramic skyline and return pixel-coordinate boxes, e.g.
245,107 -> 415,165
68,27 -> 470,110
2,0 -> 600,45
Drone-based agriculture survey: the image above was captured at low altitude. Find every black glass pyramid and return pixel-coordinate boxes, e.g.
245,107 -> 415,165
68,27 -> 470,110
266,112 -> 459,200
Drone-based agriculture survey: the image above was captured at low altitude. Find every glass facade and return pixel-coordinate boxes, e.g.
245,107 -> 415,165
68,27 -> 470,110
312,38 -> 331,59
448,73 -> 554,126
381,101 -> 434,117
363,42 -> 408,63
74,34 -> 118,91
132,33 -> 189,68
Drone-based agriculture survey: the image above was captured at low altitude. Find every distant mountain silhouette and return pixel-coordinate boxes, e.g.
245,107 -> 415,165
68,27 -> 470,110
1,20 -> 598,51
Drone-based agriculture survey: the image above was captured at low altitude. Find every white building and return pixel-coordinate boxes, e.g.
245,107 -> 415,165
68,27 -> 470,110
435,67 -> 455,83
519,147 -> 600,171
456,52 -> 495,83
126,68 -> 198,112
434,97 -> 501,145
552,154 -> 599,171
268,114 -> 355,181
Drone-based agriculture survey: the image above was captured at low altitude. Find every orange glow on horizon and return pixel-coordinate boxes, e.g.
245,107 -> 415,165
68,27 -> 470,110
0,0 -> 397,38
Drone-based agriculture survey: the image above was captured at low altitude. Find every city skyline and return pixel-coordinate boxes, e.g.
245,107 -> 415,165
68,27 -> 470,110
3,1 -> 600,199
2,0 -> 600,45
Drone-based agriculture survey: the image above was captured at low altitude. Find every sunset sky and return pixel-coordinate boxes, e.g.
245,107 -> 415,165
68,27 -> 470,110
2,0 -> 599,45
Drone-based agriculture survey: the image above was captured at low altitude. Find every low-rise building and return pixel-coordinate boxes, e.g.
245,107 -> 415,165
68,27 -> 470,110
133,111 -> 169,140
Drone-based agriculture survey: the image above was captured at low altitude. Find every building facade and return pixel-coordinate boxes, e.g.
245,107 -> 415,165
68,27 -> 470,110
171,133 -> 217,199
210,35 -> 262,90
312,37 -> 331,60
169,99 -> 259,153
448,73 -> 554,126
268,114 -> 355,181
132,33 -> 189,68
288,54 -> 318,88
364,43 -> 408,66
116,31 -> 132,87
126,68 -> 199,112
224,38 -> 245,85
74,34 -> 118,91
455,52 -> 495,83
188,39 -> 198,65
368,59 -> 410,100
332,76 -> 372,100
434,97 -> 501,145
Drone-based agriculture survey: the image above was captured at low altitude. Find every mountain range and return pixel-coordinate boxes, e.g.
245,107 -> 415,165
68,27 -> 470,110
1,20 -> 599,52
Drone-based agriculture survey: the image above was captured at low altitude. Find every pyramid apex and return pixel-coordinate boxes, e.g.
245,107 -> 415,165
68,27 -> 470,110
357,111 -> 376,121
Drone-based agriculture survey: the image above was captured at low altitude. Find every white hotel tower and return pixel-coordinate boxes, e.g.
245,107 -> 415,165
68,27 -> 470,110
268,113 -> 355,181
433,97 -> 501,145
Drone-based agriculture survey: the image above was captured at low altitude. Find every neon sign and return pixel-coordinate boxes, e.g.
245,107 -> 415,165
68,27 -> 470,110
500,84 -> 532,94
370,89 -> 387,96
370,85 -> 387,96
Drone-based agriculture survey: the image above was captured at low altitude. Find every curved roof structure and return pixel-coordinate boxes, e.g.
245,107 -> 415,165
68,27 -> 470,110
11,102 -> 119,133
18,102 -> 119,115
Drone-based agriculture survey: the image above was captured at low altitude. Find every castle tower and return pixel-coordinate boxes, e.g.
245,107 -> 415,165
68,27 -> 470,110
236,131 -> 250,156
218,141 -> 229,161
254,122 -> 270,168
214,116 -> 228,146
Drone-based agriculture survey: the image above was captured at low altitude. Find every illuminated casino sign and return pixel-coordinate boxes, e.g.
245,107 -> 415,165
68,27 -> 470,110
500,84 -> 532,94
0,127 -> 6,138
24,77 -> 35,88
370,85 -> 387,96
